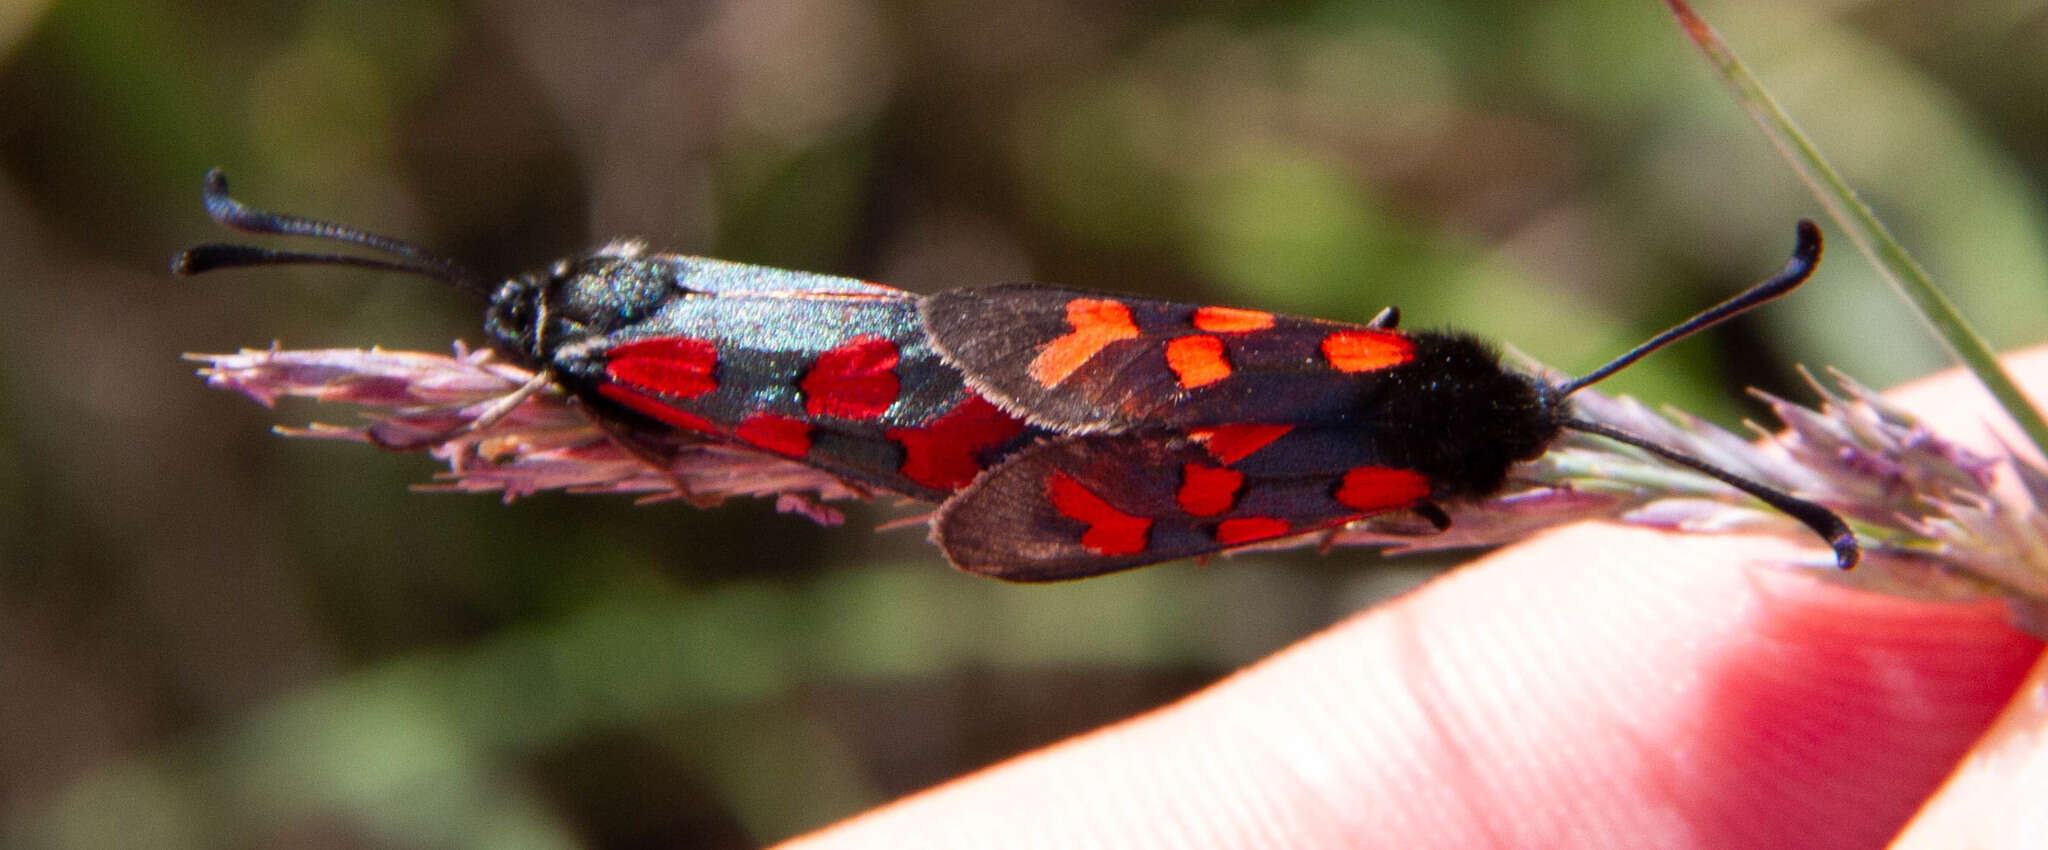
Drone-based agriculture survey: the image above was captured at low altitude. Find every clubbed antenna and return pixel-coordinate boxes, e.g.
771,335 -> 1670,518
171,169 -> 492,298
1553,220 -> 1856,569
1556,220 -> 1821,398
1562,417 -> 1858,568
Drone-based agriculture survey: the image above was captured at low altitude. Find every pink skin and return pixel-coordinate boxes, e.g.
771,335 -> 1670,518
782,353 -> 2048,850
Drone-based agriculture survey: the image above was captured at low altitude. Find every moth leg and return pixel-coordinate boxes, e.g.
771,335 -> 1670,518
590,415 -> 725,508
872,510 -> 936,533
1366,306 -> 1400,330
1412,501 -> 1451,532
367,371 -> 555,452
1316,526 -> 1345,555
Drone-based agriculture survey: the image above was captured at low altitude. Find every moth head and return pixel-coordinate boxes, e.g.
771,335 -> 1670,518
1382,332 -> 1561,500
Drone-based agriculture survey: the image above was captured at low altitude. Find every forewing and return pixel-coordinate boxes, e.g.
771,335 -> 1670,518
553,273 -> 1035,501
921,284 -> 1416,433
931,428 -> 1433,581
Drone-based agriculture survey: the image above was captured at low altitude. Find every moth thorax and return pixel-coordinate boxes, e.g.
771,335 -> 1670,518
546,257 -> 681,332
1382,333 -> 1561,500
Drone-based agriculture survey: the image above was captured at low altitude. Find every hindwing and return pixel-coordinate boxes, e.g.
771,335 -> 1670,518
931,427 -> 1434,581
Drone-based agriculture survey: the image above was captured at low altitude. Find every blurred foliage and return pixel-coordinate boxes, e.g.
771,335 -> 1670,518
1,0 -> 2045,846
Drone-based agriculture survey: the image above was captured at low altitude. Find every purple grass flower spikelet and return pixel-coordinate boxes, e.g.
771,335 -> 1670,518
191,346 -> 860,524
191,344 -> 2048,634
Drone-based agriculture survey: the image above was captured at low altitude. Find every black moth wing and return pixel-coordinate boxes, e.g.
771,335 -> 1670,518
921,284 -> 1405,434
932,428 -> 1433,581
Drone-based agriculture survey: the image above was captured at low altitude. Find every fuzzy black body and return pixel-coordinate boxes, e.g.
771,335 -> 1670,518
1360,332 -> 1564,500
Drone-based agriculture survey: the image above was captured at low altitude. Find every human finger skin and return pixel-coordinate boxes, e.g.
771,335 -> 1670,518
782,353 -> 2048,850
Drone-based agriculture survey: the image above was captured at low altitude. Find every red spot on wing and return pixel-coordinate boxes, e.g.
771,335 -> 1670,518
1321,330 -> 1413,373
889,395 -> 1027,491
1046,471 -> 1151,556
735,414 -> 813,457
597,384 -> 719,435
1028,299 -> 1141,387
1188,424 -> 1294,465
605,337 -> 719,398
1165,335 -> 1231,388
1191,306 -> 1274,332
1176,463 -> 1243,517
801,335 -> 901,420
1214,516 -> 1290,544
1334,466 -> 1431,512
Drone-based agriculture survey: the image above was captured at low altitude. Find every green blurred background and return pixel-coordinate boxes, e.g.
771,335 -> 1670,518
2,0 -> 2045,846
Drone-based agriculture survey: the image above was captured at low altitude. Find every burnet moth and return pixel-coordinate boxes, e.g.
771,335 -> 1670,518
177,170 -> 1857,581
